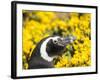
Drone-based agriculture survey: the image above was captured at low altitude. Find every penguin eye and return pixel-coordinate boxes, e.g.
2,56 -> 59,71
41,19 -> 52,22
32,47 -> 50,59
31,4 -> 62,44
53,40 -> 58,44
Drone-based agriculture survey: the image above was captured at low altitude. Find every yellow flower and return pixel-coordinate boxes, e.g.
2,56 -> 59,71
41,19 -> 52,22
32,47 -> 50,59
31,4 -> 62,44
23,40 -> 33,54
24,63 -> 29,69
71,57 -> 79,65
23,28 -> 32,41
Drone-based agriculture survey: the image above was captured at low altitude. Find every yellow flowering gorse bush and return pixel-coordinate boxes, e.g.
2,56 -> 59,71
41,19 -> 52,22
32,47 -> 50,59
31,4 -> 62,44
22,11 -> 91,69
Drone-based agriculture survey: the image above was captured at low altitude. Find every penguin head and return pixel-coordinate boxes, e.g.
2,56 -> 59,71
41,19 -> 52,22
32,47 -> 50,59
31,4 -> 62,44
40,35 -> 76,62
40,36 -> 74,57
46,36 -> 76,57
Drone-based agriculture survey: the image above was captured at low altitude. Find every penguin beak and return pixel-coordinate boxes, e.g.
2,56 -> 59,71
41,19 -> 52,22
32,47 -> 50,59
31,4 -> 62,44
55,36 -> 76,47
61,36 -> 76,46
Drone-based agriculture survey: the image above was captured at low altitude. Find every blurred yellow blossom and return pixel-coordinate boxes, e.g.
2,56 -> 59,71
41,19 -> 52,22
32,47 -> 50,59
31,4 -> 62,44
22,11 -> 91,69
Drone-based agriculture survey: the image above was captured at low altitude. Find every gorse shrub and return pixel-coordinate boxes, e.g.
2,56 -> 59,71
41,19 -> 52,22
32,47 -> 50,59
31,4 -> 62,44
22,11 -> 91,69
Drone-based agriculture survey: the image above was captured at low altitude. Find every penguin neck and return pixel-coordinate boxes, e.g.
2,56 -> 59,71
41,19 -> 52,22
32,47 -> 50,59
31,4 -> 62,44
40,37 -> 55,62
41,52 -> 55,62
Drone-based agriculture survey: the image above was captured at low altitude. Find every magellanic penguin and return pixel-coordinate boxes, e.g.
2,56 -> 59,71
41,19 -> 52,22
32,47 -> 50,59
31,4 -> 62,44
28,36 -> 76,69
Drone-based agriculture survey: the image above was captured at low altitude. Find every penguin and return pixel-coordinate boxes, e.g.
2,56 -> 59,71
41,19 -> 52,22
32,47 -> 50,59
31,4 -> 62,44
28,36 -> 76,69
